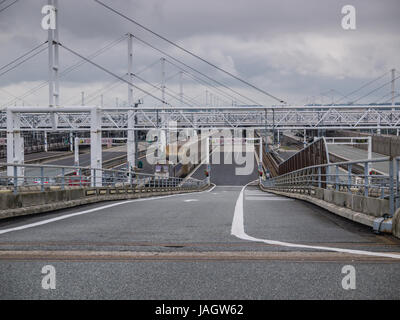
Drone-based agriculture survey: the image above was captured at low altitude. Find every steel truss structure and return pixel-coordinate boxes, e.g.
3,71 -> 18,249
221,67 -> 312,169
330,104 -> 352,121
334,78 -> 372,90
1,105 -> 399,132
2,104 -> 399,186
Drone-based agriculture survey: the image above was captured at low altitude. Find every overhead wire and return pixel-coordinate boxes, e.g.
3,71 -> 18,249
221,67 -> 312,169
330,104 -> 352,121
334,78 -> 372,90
350,74 -> 400,104
333,71 -> 390,104
0,42 -> 47,73
2,35 -> 127,107
59,42 -> 171,106
132,35 -> 263,106
94,0 -> 286,104
0,0 -> 19,14
0,46 -> 47,78
75,58 -> 162,106
166,59 -> 249,105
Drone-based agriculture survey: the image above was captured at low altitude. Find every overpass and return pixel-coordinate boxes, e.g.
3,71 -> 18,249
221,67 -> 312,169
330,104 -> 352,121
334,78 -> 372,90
1,135 -> 400,299
1,0 -> 400,300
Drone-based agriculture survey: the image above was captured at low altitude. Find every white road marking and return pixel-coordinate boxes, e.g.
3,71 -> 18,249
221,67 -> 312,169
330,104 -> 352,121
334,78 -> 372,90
184,199 -> 199,202
0,185 -> 216,236
231,183 -> 400,260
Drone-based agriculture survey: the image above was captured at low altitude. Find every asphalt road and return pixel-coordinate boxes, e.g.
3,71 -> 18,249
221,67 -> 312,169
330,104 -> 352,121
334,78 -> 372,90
191,150 -> 260,185
0,151 -> 399,299
328,144 -> 389,174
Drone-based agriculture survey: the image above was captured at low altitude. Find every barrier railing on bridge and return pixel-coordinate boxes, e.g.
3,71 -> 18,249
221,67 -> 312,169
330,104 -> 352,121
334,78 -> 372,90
0,162 -> 208,195
262,157 -> 400,216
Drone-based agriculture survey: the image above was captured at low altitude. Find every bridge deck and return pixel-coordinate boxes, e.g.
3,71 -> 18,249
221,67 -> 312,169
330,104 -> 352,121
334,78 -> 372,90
328,144 -> 389,174
0,150 -> 399,299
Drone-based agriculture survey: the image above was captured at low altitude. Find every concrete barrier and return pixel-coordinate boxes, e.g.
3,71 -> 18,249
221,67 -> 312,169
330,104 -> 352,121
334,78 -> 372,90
0,185 -> 211,220
323,189 -> 334,202
260,185 -> 391,232
393,208 -> 400,239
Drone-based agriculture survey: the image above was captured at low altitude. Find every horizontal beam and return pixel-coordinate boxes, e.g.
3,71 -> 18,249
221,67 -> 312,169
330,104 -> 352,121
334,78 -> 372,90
1,105 -> 399,132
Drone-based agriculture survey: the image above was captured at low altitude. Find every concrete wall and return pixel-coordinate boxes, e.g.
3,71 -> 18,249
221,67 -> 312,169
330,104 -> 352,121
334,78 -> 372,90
0,185 -> 210,220
260,185 -> 390,230
320,188 -> 389,217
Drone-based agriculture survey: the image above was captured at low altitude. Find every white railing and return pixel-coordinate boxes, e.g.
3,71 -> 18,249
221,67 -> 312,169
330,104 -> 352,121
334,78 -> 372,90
0,162 -> 208,194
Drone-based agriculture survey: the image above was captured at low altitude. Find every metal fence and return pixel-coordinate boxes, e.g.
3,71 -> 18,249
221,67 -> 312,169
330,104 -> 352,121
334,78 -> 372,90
261,157 -> 400,216
0,162 -> 208,194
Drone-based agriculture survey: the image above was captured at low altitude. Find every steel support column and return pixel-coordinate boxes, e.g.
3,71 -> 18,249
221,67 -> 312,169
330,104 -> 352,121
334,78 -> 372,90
90,107 -> 102,187
6,110 -> 24,181
127,34 -> 135,172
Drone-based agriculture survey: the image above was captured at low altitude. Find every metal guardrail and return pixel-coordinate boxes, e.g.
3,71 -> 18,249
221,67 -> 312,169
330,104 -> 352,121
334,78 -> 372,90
261,157 -> 400,216
0,162 -> 208,195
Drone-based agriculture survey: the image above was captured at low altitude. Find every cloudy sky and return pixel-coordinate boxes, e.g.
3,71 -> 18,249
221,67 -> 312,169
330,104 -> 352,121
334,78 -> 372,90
0,0 -> 399,107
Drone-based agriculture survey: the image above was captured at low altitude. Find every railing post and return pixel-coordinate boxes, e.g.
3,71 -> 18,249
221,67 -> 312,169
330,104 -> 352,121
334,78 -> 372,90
130,170 -> 133,187
335,165 -> 339,191
61,167 -> 65,190
93,169 -> 97,188
79,168 -> 82,188
347,164 -> 352,194
389,158 -> 394,216
396,158 -> 399,210
13,165 -> 18,194
40,166 -> 44,192
364,163 -> 369,197
326,166 -> 330,187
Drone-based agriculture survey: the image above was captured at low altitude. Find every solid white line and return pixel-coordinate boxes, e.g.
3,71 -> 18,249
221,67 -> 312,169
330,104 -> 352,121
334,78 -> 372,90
0,186 -> 216,236
231,183 -> 400,260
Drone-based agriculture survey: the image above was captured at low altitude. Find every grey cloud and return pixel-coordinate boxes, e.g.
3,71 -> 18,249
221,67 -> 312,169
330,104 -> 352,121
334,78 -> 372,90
0,0 -> 399,106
